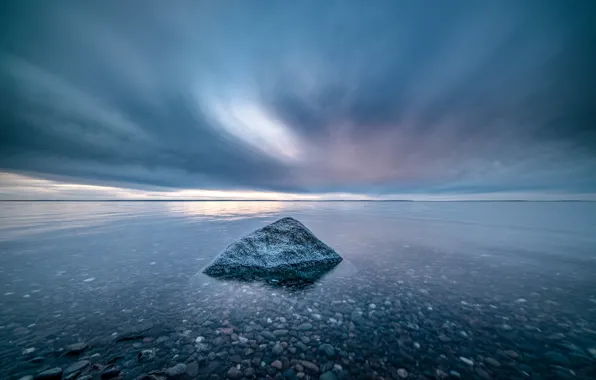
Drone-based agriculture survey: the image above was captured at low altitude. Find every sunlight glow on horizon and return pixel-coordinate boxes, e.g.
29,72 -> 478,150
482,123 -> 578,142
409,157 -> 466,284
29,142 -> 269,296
1,172 -> 595,201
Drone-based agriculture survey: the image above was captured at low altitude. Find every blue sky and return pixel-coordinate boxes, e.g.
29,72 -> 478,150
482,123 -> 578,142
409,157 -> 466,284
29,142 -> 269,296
1,1 -> 595,200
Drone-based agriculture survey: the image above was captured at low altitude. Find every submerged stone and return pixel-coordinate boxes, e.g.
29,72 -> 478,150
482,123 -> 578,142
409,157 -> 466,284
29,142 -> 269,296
203,217 -> 342,281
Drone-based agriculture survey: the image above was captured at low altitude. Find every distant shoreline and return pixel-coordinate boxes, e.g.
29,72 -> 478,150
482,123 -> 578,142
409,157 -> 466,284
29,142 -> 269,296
0,199 -> 593,203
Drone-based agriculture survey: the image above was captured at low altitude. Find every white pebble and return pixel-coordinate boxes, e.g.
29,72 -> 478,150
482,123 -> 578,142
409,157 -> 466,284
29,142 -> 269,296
83,277 -> 95,282
459,357 -> 474,366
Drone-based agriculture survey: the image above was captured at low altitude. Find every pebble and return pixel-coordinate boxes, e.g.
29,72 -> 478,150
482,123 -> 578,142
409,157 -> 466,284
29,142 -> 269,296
65,342 -> 88,355
227,367 -> 242,379
244,367 -> 255,377
297,322 -> 313,331
397,368 -> 408,378
100,367 -> 121,379
34,368 -> 63,380
271,360 -> 283,370
165,363 -> 187,377
484,357 -> 500,367
18,376 -> 34,380
64,360 -> 90,376
187,361 -> 199,377
319,343 -> 335,357
475,368 -> 491,379
320,371 -> 337,380
22,347 -> 36,355
300,360 -> 320,373
272,343 -> 284,355
459,357 -> 474,366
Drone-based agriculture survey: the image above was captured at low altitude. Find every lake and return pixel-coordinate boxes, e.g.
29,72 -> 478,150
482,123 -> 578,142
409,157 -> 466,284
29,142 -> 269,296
1,201 -> 595,379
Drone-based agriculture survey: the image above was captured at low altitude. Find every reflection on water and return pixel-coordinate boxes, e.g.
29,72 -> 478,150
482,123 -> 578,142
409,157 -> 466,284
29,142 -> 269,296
166,201 -> 288,220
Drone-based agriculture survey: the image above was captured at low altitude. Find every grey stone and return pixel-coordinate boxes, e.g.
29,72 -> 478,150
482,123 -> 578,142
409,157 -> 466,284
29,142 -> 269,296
273,343 -> 284,355
319,343 -> 335,358
187,361 -> 199,377
203,217 -> 342,280
65,342 -> 87,355
165,363 -> 187,377
35,368 -> 63,380
297,323 -> 313,331
320,372 -> 337,380
272,360 -> 283,370
299,361 -> 319,373
65,360 -> 90,376
227,367 -> 242,379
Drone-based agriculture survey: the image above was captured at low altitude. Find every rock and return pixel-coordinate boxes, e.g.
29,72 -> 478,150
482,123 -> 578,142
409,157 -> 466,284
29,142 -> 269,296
319,343 -> 335,358
65,342 -> 88,355
227,367 -> 242,379
397,368 -> 408,378
19,377 -> 34,380
484,357 -> 500,367
100,367 -> 121,379
459,357 -> 474,366
297,323 -> 313,331
273,329 -> 289,336
138,349 -> 156,362
273,343 -> 284,355
504,350 -> 519,359
203,217 -> 342,281
272,360 -> 283,370
244,367 -> 255,377
283,368 -> 297,380
29,356 -> 45,364
320,372 -> 337,380
475,368 -> 491,379
35,368 -> 63,380
65,360 -> 90,376
299,361 -> 319,373
187,361 -> 199,377
261,331 -> 276,340
165,363 -> 187,377
545,351 -> 570,365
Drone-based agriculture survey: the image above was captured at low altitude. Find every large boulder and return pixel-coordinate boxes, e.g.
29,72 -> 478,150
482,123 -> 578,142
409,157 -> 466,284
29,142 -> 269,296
203,217 -> 342,281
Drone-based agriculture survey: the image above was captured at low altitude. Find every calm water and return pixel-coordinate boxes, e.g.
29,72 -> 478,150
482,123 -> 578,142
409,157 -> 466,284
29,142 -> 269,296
1,201 -> 595,380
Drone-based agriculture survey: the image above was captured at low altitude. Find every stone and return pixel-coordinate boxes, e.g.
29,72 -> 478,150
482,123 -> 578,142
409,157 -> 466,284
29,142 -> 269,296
187,361 -> 199,377
397,368 -> 408,378
203,217 -> 342,281
65,342 -> 88,355
35,368 -> 63,380
227,367 -> 242,379
320,372 -> 337,380
297,323 -> 313,331
272,360 -> 283,370
65,360 -> 90,376
138,349 -> 156,362
545,351 -> 570,365
19,377 -> 34,380
484,357 -> 500,367
319,343 -> 335,358
244,367 -> 255,377
100,367 -> 121,379
459,357 -> 474,366
165,363 -> 187,377
273,343 -> 284,355
299,361 -> 319,373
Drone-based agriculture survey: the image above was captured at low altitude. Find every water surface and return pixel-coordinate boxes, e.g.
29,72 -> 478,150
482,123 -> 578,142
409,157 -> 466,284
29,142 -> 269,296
1,201 -> 595,379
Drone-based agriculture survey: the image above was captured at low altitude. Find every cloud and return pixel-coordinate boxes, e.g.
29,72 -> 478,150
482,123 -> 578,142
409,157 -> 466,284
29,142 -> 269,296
1,0 -> 595,199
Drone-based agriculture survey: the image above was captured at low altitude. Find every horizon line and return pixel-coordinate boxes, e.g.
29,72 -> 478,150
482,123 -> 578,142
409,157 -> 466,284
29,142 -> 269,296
0,199 -> 593,202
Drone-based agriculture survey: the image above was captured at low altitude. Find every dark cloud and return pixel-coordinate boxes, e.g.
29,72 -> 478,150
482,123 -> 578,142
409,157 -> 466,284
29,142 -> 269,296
1,0 -> 595,196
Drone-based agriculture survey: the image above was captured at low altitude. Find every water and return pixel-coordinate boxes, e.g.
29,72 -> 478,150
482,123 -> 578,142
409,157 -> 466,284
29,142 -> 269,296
1,201 -> 595,379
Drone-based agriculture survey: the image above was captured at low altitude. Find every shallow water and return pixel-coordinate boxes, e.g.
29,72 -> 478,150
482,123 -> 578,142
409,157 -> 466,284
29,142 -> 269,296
1,201 -> 595,379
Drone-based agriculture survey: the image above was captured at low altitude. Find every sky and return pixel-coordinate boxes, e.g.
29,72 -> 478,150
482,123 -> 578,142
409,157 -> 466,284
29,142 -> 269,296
1,1 -> 595,200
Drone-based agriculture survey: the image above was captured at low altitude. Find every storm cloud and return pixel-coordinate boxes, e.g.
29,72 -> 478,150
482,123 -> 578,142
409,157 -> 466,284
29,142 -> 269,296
1,0 -> 595,198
